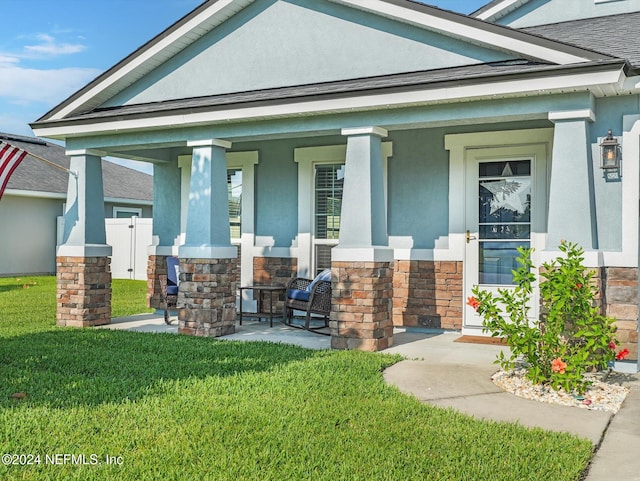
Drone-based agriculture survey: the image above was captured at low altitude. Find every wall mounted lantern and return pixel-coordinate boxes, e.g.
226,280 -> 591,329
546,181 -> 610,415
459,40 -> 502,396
600,129 -> 621,170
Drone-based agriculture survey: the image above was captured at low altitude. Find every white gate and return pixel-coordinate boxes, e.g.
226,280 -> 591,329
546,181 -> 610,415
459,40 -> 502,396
105,217 -> 152,280
56,216 -> 152,280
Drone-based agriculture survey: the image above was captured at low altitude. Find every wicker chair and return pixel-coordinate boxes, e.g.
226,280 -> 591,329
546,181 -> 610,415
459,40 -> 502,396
159,256 -> 180,325
283,269 -> 332,331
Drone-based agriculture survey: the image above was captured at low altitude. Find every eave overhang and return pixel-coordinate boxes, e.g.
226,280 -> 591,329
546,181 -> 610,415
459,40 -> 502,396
31,60 -> 630,140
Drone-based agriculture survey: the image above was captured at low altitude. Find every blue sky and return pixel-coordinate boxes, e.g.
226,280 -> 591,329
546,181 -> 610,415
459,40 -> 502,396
0,0 -> 488,171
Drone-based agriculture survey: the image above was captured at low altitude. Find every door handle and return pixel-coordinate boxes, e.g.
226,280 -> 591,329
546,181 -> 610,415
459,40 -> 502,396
466,230 -> 477,244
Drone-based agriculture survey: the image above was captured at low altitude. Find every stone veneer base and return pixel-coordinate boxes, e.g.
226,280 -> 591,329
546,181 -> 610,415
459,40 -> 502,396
56,256 -> 112,327
392,260 -> 463,330
604,267 -> 638,361
178,257 -> 238,337
147,255 -> 168,310
331,261 -> 393,351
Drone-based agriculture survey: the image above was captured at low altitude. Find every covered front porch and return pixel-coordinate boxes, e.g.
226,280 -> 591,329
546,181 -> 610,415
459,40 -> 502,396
29,0 -> 640,358
39,87 -> 640,357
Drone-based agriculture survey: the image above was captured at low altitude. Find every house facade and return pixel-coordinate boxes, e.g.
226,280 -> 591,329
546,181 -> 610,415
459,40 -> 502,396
0,133 -> 152,277
31,0 -> 640,369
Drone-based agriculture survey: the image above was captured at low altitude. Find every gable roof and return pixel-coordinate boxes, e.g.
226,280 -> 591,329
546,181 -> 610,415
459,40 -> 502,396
1,133 -> 152,202
33,0 -> 613,126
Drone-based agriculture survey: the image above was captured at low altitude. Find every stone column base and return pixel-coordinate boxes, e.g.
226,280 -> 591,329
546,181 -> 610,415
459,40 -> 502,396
56,256 -> 111,327
604,267 -> 638,361
331,261 -> 393,351
178,258 -> 238,337
147,255 -> 168,310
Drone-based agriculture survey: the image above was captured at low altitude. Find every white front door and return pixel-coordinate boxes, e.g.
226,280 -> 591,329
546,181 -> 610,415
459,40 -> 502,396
464,145 -> 547,331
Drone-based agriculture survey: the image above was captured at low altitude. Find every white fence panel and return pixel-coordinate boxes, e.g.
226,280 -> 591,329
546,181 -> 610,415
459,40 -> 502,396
57,216 -> 152,281
105,217 -> 152,281
107,219 -> 135,279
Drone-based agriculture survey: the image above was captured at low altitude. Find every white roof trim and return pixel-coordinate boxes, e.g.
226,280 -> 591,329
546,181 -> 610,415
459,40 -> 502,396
49,0 -> 256,121
473,0 -> 530,22
104,197 -> 153,206
4,189 -> 152,204
32,67 -> 626,140
329,0 -> 593,64
4,189 -> 66,200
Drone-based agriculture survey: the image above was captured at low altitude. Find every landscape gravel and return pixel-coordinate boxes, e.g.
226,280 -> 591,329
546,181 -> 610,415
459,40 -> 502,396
492,368 -> 629,413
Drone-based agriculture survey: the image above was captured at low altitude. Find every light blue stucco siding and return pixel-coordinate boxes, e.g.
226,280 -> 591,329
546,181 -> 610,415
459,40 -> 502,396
590,95 -> 640,250
103,0 -> 513,107
387,129 -> 450,249
497,0 -> 640,27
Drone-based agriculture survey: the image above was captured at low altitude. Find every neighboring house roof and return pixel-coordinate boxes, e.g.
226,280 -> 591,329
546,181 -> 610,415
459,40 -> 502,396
1,133 -> 152,202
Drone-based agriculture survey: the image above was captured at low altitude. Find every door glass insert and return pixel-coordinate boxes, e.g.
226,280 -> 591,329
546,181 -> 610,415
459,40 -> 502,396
478,160 -> 531,285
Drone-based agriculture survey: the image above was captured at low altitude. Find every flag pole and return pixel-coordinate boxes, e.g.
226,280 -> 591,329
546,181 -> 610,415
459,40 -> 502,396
27,150 -> 78,178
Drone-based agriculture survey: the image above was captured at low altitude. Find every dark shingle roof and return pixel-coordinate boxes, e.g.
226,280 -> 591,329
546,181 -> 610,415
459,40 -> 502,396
34,59 -> 626,127
1,133 -> 152,201
522,12 -> 640,68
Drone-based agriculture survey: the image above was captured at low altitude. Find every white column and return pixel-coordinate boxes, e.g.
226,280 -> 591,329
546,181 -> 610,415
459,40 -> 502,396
333,127 -> 392,262
57,149 -> 111,257
179,139 -> 237,259
547,110 -> 597,249
149,159 -> 181,256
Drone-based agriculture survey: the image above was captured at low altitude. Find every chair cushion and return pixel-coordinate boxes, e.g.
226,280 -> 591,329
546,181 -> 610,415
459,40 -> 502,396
287,288 -> 310,302
308,269 -> 331,291
166,256 -> 180,286
166,285 -> 179,296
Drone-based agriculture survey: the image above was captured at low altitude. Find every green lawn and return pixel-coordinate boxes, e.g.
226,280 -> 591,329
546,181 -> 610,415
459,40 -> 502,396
0,276 -> 593,480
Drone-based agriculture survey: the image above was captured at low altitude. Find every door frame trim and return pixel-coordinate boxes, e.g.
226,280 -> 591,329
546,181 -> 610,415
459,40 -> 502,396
445,128 -> 553,334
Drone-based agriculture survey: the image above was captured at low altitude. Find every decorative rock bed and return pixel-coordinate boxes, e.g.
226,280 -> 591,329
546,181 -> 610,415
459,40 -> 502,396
492,368 -> 630,414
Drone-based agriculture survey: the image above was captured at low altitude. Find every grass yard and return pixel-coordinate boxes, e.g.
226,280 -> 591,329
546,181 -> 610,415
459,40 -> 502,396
0,276 -> 593,480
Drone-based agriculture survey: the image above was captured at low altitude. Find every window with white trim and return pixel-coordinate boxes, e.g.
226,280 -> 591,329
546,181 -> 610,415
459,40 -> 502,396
113,206 -> 142,218
314,163 -> 344,274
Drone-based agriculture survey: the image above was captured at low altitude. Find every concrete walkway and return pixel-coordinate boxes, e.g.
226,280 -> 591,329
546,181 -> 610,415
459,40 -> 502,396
102,315 -> 640,479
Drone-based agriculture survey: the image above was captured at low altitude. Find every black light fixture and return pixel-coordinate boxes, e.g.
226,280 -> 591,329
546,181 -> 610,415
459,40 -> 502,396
600,129 -> 620,170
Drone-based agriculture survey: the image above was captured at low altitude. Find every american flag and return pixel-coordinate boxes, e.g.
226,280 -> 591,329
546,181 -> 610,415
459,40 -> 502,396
0,141 -> 28,201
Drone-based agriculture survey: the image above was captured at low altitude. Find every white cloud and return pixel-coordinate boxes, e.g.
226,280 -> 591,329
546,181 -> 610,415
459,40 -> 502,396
24,34 -> 87,56
0,64 -> 101,105
0,55 -> 19,65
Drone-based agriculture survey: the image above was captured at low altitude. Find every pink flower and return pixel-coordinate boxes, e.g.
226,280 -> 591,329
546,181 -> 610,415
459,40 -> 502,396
466,296 -> 480,311
609,342 -> 617,351
616,349 -> 630,361
551,358 -> 567,374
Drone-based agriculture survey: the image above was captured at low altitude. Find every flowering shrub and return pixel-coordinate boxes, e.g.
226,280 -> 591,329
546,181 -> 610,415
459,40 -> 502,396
470,241 -> 628,394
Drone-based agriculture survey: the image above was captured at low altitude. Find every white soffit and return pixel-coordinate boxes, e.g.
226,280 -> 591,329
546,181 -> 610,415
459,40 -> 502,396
329,0 -> 594,64
32,67 -> 626,140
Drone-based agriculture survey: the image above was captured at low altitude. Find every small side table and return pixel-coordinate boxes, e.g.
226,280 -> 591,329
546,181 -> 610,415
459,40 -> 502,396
238,285 -> 286,327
